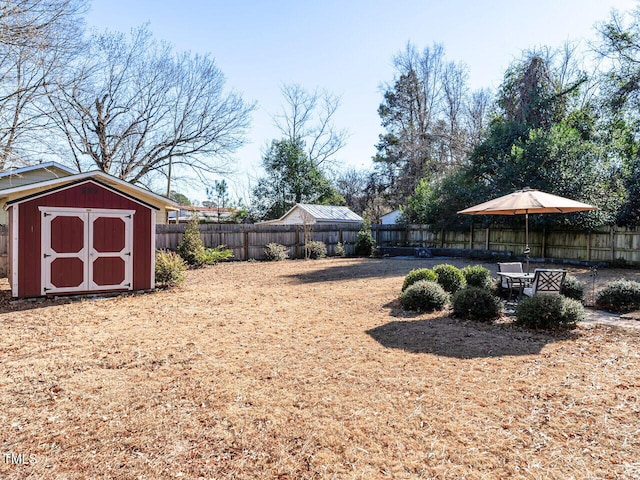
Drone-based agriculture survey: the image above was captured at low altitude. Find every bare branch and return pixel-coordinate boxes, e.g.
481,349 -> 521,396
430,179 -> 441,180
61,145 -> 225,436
273,83 -> 348,167
47,25 -> 255,188
0,0 -> 85,169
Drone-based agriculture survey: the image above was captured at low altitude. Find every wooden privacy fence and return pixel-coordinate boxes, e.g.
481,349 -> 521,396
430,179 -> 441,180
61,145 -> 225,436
372,224 -> 640,265
1,223 -> 640,277
155,223 -> 361,261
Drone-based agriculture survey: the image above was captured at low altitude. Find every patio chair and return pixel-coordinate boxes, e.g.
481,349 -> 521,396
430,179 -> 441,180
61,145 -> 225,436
497,262 -> 524,288
497,262 -> 527,298
523,269 -> 567,297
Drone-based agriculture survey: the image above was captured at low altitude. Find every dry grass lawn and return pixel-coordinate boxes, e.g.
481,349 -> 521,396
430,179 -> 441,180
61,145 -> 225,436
1,257 -> 639,479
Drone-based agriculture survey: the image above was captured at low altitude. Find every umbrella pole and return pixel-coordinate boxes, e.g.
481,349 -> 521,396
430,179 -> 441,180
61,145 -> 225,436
525,211 -> 530,273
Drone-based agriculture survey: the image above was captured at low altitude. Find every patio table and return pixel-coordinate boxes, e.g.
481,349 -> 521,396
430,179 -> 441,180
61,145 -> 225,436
496,272 -> 535,300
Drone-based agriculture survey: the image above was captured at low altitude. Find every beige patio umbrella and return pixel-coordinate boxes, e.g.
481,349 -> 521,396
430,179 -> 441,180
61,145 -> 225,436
457,187 -> 598,271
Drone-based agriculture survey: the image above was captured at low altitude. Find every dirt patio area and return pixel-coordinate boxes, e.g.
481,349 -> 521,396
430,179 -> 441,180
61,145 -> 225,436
1,257 -> 639,479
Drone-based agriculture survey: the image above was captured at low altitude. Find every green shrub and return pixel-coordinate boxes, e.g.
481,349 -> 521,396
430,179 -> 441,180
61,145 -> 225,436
355,220 -> 375,256
264,243 -> 289,261
155,250 -> 187,287
334,242 -> 346,257
596,279 -> 640,313
400,280 -> 450,312
305,240 -> 327,259
516,294 -> 585,330
461,265 -> 493,290
402,268 -> 438,292
560,274 -> 586,301
562,298 -> 587,325
177,216 -> 206,267
198,245 -> 233,265
451,287 -> 503,322
432,264 -> 466,294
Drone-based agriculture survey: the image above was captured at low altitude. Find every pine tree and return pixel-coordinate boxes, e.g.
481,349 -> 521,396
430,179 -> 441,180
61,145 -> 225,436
177,214 -> 205,267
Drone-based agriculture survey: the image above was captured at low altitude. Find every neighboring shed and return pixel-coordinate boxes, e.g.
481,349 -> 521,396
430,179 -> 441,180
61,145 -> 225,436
260,203 -> 363,225
1,170 -> 178,298
380,209 -> 402,225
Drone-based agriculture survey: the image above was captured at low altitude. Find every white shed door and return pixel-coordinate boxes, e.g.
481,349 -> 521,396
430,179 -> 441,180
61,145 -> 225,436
41,208 -> 134,295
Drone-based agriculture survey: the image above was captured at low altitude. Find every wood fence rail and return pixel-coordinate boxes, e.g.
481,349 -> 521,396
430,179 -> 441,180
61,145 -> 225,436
1,223 -> 639,277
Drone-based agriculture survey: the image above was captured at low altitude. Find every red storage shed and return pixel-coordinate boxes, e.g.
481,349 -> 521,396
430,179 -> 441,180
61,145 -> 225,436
2,171 -> 178,298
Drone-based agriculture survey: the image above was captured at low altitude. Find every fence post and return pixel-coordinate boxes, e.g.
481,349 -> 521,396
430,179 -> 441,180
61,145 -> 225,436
469,223 -> 473,250
541,227 -> 546,258
587,232 -> 591,261
243,231 -> 249,260
485,227 -> 490,250
295,228 -> 300,258
610,225 -> 616,262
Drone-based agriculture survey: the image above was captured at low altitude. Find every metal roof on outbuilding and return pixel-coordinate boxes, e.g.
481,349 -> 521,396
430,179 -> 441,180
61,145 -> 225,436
260,203 -> 363,224
296,204 -> 363,223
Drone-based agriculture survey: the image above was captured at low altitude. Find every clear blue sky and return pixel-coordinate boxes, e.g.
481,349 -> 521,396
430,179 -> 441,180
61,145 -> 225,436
85,0 -> 637,203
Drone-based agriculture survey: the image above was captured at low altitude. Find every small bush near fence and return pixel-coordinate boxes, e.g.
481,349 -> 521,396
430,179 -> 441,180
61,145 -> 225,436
177,217 -> 206,267
176,216 -> 233,267
452,287 -> 503,322
596,279 -> 640,313
355,221 -> 375,257
400,280 -> 450,312
560,275 -> 586,301
155,250 -> 187,287
264,243 -> 289,261
461,265 -> 493,290
433,264 -> 466,294
199,245 -> 234,265
516,294 -> 585,330
402,268 -> 437,292
305,241 -> 327,259
335,242 -> 346,257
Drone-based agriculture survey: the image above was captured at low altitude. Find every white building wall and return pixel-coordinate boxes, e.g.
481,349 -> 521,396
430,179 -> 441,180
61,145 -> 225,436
278,208 -> 317,225
380,210 -> 401,225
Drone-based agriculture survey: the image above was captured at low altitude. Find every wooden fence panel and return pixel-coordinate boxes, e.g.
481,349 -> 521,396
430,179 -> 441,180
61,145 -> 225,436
154,223 -> 361,261
372,224 -> 640,265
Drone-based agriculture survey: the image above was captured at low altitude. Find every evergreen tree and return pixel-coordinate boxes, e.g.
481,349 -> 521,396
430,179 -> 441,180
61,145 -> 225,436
405,51 -> 624,230
252,139 -> 344,220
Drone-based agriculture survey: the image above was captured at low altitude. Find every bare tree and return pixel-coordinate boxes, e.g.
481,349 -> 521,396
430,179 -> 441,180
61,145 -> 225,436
336,168 -> 369,214
0,0 -> 85,169
465,88 -> 492,148
0,0 -> 85,47
273,83 -> 348,167
46,25 -> 255,188
498,46 -> 587,130
300,209 -> 314,259
375,42 -> 474,205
